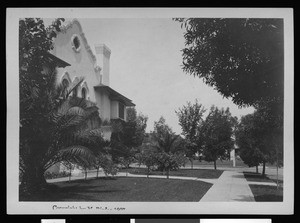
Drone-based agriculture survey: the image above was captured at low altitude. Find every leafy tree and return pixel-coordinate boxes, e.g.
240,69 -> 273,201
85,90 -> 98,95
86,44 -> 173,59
200,106 -> 235,169
236,105 -> 283,181
110,108 -> 148,168
253,104 -> 283,178
176,100 -> 206,168
236,114 -> 265,173
19,18 -> 104,194
123,107 -> 148,147
134,152 -> 144,168
94,150 -> 118,178
154,152 -> 187,179
134,143 -> 159,178
174,18 -> 283,107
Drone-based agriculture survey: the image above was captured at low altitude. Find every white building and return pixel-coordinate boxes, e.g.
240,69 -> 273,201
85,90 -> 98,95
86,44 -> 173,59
47,19 -> 135,174
51,19 -> 135,139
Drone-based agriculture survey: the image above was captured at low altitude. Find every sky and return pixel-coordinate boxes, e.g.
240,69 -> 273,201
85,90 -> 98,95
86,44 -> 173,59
58,18 -> 255,134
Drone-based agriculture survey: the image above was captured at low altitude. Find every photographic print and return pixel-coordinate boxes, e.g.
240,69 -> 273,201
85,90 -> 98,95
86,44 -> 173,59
6,8 -> 293,214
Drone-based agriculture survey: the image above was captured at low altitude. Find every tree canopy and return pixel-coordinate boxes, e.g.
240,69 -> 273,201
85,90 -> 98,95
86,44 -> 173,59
200,106 -> 235,169
110,108 -> 148,167
176,99 -> 206,142
235,113 -> 265,171
175,18 -> 284,107
236,106 -> 283,176
176,100 -> 206,168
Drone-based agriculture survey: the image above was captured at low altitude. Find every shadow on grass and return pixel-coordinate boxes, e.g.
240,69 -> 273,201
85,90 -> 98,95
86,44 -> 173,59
249,184 -> 283,202
243,171 -> 274,183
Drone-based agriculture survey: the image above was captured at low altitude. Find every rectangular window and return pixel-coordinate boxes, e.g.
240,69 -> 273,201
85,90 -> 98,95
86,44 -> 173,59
118,102 -> 125,119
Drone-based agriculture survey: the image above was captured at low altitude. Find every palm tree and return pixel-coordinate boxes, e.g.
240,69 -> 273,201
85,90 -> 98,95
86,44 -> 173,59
151,118 -> 186,178
20,66 -> 104,194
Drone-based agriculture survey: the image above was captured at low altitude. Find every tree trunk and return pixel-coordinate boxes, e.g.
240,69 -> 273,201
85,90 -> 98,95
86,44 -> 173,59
276,162 -> 279,189
96,167 -> 99,179
214,160 -> 217,170
84,169 -> 87,180
69,168 -> 72,182
262,161 -> 266,177
20,164 -> 47,195
166,168 -> 170,179
191,159 -> 194,169
147,166 -> 150,178
256,165 -> 258,174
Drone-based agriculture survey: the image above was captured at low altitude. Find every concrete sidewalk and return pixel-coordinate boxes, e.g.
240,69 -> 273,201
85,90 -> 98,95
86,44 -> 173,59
200,171 -> 255,202
47,171 -> 217,184
47,168 -> 278,203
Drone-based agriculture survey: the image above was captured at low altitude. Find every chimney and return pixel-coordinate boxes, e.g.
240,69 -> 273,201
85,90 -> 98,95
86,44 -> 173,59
95,44 -> 111,86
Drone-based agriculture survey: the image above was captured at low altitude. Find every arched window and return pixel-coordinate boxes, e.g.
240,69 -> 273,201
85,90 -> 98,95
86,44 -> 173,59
72,87 -> 78,97
80,81 -> 89,100
81,88 -> 87,99
62,79 -> 69,88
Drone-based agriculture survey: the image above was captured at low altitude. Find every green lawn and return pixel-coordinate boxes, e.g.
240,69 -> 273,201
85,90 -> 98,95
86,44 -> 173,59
243,172 -> 274,183
243,172 -> 283,202
248,184 -> 283,202
20,177 -> 212,202
120,167 -> 223,179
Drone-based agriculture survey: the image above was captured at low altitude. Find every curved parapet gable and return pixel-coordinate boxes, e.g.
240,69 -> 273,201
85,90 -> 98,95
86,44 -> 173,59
59,19 -> 98,71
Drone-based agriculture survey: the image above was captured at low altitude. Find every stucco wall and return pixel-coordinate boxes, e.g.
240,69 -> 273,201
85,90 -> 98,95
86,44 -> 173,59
51,21 -> 100,103
111,100 -> 119,119
95,89 -> 111,121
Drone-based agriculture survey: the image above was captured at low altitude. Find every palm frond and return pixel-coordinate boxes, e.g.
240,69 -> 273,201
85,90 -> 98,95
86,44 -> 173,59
70,128 -> 104,146
57,145 -> 96,165
65,77 -> 84,98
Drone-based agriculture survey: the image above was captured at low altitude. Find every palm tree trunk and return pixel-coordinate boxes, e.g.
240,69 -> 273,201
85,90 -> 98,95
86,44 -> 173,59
214,160 -> 217,170
21,164 -> 47,194
96,167 -> 99,179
